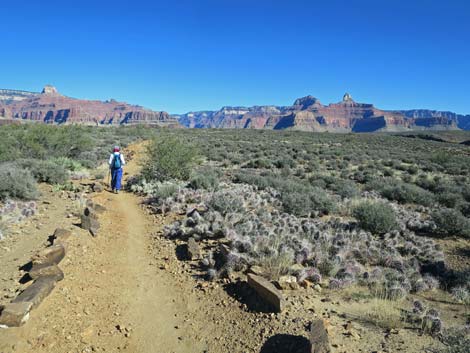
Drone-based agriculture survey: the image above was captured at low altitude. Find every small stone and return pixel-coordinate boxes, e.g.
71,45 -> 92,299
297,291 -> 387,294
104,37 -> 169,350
276,275 -> 299,290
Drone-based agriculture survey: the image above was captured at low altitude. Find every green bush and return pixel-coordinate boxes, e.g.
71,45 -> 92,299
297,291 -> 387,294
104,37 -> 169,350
367,178 -> 434,207
0,163 -> 39,200
189,167 -> 219,190
16,159 -> 68,184
142,137 -> 198,182
353,200 -> 398,234
432,208 -> 470,238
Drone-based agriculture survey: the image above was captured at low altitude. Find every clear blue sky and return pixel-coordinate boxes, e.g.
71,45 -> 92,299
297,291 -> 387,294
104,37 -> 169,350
2,0 -> 469,114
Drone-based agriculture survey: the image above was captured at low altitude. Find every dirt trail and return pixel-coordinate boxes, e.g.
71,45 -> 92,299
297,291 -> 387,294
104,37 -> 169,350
0,144 -> 210,353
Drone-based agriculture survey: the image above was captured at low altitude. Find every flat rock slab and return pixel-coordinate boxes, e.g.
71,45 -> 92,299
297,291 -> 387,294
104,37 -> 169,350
309,319 -> 331,353
29,264 -> 64,282
247,274 -> 285,313
32,244 -> 65,267
12,276 -> 56,309
51,228 -> 72,244
0,302 -> 33,327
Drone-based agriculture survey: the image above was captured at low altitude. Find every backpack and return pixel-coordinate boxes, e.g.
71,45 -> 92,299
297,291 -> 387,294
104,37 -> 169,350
112,153 -> 122,169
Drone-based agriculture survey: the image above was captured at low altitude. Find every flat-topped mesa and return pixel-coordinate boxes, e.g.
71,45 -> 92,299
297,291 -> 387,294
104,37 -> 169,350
0,85 -> 178,126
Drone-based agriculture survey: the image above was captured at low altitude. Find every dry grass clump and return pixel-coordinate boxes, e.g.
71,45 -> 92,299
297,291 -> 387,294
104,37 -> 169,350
350,296 -> 405,330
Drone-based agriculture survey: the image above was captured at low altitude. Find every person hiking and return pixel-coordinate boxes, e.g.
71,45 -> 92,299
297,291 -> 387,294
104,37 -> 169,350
108,146 -> 126,194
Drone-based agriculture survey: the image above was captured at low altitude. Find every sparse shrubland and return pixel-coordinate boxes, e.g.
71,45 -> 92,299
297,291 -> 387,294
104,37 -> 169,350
1,124 -> 468,347
0,124 -> 153,200
131,127 -> 469,350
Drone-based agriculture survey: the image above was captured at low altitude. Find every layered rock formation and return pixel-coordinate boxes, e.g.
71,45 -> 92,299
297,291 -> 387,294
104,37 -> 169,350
0,86 -> 178,126
176,93 -> 466,132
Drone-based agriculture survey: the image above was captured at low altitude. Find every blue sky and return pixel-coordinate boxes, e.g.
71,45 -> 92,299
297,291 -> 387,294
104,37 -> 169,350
2,0 -> 469,114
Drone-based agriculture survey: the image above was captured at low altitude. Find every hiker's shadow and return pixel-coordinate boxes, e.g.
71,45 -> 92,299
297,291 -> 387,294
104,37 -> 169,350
175,244 -> 189,261
259,334 -> 310,353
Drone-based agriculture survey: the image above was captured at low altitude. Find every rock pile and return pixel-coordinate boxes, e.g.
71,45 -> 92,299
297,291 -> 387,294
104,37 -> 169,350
0,228 -> 70,327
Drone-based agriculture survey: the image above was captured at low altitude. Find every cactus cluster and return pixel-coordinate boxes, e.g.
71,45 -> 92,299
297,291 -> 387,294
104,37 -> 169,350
0,199 -> 37,222
160,182 -> 443,296
0,199 -> 38,240
409,300 -> 443,335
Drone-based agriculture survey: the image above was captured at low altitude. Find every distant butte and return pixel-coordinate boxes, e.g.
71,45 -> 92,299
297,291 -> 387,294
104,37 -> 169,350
0,85 -> 179,126
1,86 -> 469,131
176,93 -> 470,132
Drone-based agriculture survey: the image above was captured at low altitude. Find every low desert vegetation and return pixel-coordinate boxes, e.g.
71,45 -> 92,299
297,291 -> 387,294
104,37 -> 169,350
1,124 -> 469,347
131,129 -> 470,345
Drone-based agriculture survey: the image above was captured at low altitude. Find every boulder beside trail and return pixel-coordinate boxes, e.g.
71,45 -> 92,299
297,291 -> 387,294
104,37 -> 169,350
50,228 -> 72,246
0,302 -> 33,327
12,276 -> 57,309
247,274 -> 285,313
309,319 -> 331,353
81,207 -> 100,237
186,237 -> 201,260
29,263 -> 64,282
85,200 -> 107,214
92,182 -> 104,193
31,244 -> 65,267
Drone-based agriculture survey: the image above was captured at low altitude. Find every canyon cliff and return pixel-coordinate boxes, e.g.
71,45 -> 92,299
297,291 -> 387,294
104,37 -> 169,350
0,86 -> 178,126
176,93 -> 468,132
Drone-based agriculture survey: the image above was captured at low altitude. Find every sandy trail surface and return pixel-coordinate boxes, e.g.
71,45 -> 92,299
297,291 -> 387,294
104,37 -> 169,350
0,144 -> 212,353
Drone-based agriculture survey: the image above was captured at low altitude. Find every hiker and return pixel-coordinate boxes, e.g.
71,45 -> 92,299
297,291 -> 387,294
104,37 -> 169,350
108,146 -> 126,194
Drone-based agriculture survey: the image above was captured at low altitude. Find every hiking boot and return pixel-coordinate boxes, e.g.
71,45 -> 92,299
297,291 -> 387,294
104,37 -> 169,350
115,189 -> 119,194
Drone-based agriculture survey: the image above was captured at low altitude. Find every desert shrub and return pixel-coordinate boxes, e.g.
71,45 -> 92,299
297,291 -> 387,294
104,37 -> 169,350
436,191 -> 462,209
457,202 -> 470,217
329,179 -> 360,199
353,200 -> 398,234
367,178 -> 434,206
189,167 -> 219,191
52,157 -> 84,171
281,186 -> 336,217
0,164 -> 39,200
451,286 -> 470,305
244,158 -> 271,169
432,208 -> 470,238
16,159 -> 68,184
142,137 -> 198,182
150,182 -> 179,200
